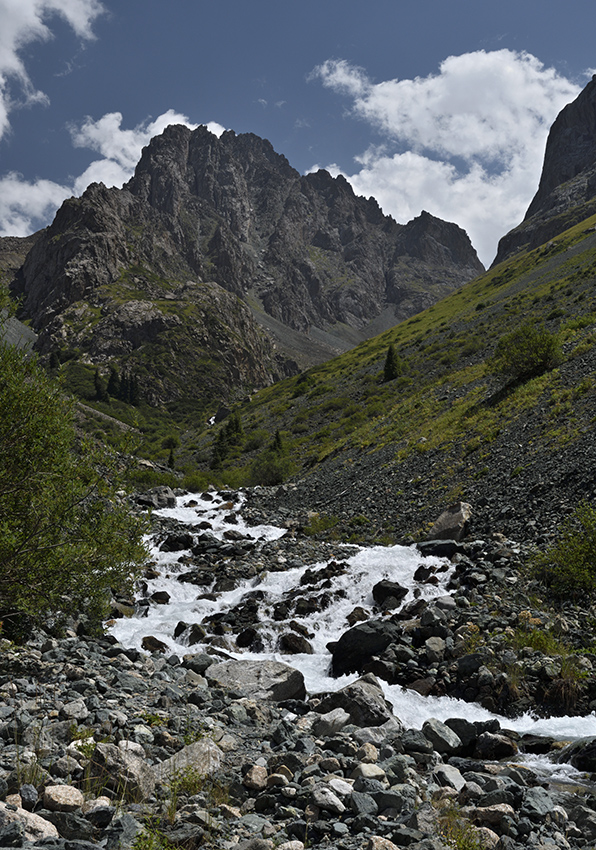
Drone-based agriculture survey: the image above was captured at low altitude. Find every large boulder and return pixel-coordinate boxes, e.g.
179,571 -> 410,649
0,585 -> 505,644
556,736 -> 596,772
316,674 -> 399,728
426,502 -> 472,541
0,801 -> 59,842
90,742 -> 156,802
331,620 -> 402,677
206,659 -> 306,702
153,740 -> 222,785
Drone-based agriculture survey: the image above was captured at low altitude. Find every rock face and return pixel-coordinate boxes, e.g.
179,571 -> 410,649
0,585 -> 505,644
495,76 -> 596,265
10,125 -> 483,408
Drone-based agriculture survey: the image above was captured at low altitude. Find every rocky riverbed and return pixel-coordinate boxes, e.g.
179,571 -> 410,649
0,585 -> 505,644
0,485 -> 595,850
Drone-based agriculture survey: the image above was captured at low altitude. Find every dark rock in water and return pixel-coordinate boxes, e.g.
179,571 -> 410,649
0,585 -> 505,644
236,627 -> 264,651
372,579 -> 409,609
160,531 -> 194,552
150,591 -> 170,605
331,619 -> 401,677
556,736 -> 596,771
278,632 -> 314,654
417,540 -> 462,558
474,731 -> 518,760
141,635 -> 168,654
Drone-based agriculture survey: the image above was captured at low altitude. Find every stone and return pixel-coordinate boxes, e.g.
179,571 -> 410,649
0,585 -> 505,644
426,502 -> 472,541
90,742 -> 156,802
42,785 -> 85,812
366,836 -> 401,850
521,786 -> 554,821
207,660 -> 306,701
0,800 -> 59,841
372,580 -> 408,609
311,786 -> 345,814
243,765 -> 269,791
153,740 -> 222,784
330,620 -> 402,677
433,764 -> 466,792
350,763 -> 387,782
59,698 -> 89,721
279,633 -> 314,654
474,732 -> 517,760
556,736 -> 596,771
311,707 -> 350,737
350,790 -> 378,816
422,718 -> 463,754
316,674 -> 398,727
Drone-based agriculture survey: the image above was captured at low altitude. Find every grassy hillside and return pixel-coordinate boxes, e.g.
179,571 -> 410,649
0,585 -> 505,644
176,213 -> 596,538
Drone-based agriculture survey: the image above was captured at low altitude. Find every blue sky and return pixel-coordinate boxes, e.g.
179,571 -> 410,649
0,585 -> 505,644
0,1 -> 594,265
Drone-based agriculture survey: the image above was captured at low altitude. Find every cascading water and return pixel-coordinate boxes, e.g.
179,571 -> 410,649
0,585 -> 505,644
109,491 -> 596,753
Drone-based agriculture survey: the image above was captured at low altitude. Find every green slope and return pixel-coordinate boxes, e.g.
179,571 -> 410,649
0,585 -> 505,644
194,213 -> 596,508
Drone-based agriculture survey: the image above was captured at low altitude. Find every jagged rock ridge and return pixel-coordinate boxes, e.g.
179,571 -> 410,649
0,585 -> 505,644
11,125 -> 483,407
495,76 -> 596,265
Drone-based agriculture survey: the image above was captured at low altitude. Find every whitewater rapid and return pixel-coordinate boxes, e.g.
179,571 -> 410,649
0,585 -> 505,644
109,491 -> 596,743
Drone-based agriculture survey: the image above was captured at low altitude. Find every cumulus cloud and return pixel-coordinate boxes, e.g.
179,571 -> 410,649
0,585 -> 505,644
0,172 -> 70,236
70,109 -> 199,194
312,51 -> 581,264
0,111 -> 222,236
0,0 -> 104,139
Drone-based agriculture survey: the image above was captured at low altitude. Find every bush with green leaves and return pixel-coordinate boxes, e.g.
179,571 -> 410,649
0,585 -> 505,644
490,322 -> 562,380
531,501 -> 596,599
0,343 -> 147,636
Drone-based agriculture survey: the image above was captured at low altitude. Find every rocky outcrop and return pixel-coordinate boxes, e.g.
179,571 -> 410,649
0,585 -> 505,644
494,76 -> 596,265
9,125 -> 483,411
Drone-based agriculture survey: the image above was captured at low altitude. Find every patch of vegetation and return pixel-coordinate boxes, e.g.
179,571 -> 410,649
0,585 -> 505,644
531,501 -> 596,599
0,343 -> 148,639
490,322 -> 562,381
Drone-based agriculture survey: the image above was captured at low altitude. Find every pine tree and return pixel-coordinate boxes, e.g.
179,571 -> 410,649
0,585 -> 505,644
107,366 -> 120,398
94,369 -> 108,402
383,344 -> 402,382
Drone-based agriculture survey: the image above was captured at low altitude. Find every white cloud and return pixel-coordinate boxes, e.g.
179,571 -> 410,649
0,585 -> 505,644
0,171 -> 70,236
0,111 -> 224,236
312,51 -> 581,264
0,0 -> 104,139
70,109 -> 199,194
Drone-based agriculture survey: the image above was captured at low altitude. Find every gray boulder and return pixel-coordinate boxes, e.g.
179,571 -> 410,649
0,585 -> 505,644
426,501 -> 472,541
90,743 -> 156,802
316,673 -> 398,728
206,659 -> 306,701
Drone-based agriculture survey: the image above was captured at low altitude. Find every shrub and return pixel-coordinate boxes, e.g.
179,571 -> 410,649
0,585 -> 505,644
0,344 -> 147,635
531,501 -> 596,599
490,322 -> 561,380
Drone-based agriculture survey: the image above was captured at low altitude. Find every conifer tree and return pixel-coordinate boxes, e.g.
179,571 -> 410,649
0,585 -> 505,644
383,343 -> 402,382
107,366 -> 120,398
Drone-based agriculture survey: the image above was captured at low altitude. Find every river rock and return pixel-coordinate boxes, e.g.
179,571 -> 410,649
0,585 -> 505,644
422,718 -> 463,754
316,674 -> 398,728
207,659 -> 306,701
372,580 -> 408,609
330,620 -> 401,677
556,736 -> 596,771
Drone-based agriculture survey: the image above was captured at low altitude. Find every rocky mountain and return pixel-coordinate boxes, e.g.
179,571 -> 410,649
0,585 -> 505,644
494,75 -> 596,265
7,125 -> 483,413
